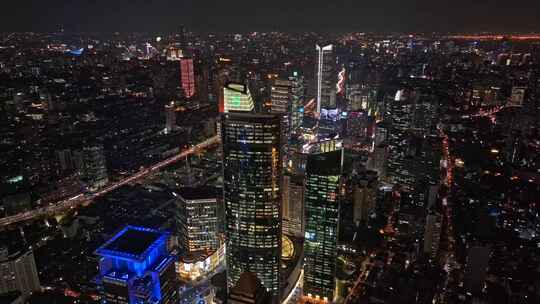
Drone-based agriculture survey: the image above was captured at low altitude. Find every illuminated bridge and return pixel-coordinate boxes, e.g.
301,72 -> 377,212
0,136 -> 220,227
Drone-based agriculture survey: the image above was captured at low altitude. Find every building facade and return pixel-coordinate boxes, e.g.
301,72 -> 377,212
423,210 -> 443,258
222,113 -> 281,298
303,149 -> 343,301
270,79 -> 292,114
164,102 -> 176,134
222,83 -> 255,113
221,96 -> 282,300
181,57 -> 196,98
0,246 -> 40,299
290,72 -> 305,133
282,174 -> 304,238
315,44 -> 337,113
82,145 -> 108,192
95,226 -> 178,304
175,186 -> 220,255
352,171 -> 378,226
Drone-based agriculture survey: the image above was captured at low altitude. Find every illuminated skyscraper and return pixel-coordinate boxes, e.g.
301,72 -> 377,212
181,57 -> 196,98
221,87 -> 282,300
303,149 -> 343,301
270,79 -> 292,114
386,89 -> 442,206
270,78 -> 294,168
315,44 -> 336,113
164,102 -> 176,134
290,72 -> 305,133
282,174 -> 304,238
386,92 -> 414,190
95,226 -> 178,304
175,187 -> 220,255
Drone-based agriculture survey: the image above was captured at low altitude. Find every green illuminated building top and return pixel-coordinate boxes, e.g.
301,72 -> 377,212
223,83 -> 254,112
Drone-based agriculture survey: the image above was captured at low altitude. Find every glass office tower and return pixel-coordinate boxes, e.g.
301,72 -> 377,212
303,149 -> 343,302
221,83 -> 282,302
315,44 -> 336,113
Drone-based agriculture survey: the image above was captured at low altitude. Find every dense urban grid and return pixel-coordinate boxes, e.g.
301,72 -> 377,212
0,30 -> 539,304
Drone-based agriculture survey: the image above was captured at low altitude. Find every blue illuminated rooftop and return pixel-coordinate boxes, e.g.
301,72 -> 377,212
68,48 -> 84,56
95,226 -> 169,262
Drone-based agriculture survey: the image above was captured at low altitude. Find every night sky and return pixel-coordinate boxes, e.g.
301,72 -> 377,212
1,0 -> 540,33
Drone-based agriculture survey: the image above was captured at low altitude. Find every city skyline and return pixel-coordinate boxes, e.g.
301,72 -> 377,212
1,7 -> 539,304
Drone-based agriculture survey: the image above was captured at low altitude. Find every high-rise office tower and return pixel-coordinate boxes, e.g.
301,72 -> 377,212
352,171 -> 378,226
175,187 -> 220,255
82,145 -> 108,192
411,92 -> 439,134
197,61 -> 211,103
386,91 -> 415,190
410,136 -> 443,207
423,210 -> 443,258
270,79 -> 292,160
181,57 -> 196,98
164,102 -> 176,134
315,44 -> 337,113
367,144 -> 388,181
282,174 -> 304,238
303,149 -> 344,302
386,89 -> 441,206
95,226 -> 178,304
0,246 -> 40,298
221,83 -> 282,301
270,79 -> 292,114
290,72 -> 305,133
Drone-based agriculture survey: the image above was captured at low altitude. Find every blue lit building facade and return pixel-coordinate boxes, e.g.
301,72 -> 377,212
95,226 -> 178,304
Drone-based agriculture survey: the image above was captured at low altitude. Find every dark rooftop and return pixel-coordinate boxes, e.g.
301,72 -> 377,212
306,149 -> 344,176
177,186 -> 218,201
95,226 -> 168,260
104,229 -> 161,256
